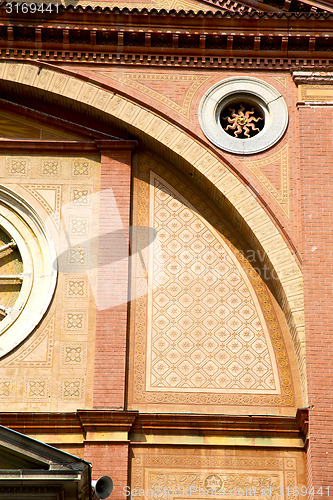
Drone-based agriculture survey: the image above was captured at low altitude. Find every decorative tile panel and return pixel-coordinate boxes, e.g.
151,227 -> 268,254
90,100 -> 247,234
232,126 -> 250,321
147,173 -> 279,394
67,247 -> 90,270
101,72 -> 210,118
6,157 -> 31,177
39,159 -> 61,177
131,447 -> 306,500
0,377 -> 14,399
71,159 -> 92,178
69,217 -> 90,237
64,276 -> 89,299
244,145 -> 290,217
5,317 -> 54,367
24,376 -> 50,401
128,154 -> 296,411
60,378 -> 85,400
21,184 -> 61,228
62,310 -> 88,335
60,342 -> 87,366
0,150 -> 99,412
70,187 -> 93,206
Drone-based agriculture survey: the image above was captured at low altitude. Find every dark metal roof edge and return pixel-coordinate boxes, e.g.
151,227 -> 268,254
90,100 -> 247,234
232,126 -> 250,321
0,469 -> 83,478
0,425 -> 91,470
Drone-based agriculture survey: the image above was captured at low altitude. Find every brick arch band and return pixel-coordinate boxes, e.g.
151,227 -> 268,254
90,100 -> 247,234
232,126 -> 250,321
0,60 -> 306,402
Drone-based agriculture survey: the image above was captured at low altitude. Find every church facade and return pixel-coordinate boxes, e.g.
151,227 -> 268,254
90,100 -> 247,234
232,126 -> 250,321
0,0 -> 332,498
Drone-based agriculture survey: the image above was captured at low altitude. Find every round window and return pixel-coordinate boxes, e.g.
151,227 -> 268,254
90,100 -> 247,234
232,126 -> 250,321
219,95 -> 265,139
199,77 -> 288,155
0,186 -> 57,357
0,225 -> 25,324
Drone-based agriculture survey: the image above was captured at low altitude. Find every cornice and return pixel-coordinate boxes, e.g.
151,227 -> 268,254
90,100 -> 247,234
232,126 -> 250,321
0,409 -> 309,441
0,412 -> 83,434
0,140 -> 97,153
77,410 -> 138,433
0,139 -> 138,153
296,408 -> 308,438
0,411 -> 139,435
292,69 -> 333,84
95,139 -> 137,152
132,411 -> 309,440
0,7 -> 332,69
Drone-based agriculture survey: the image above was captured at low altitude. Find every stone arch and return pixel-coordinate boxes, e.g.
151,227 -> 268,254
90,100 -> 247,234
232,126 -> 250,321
0,60 -> 306,402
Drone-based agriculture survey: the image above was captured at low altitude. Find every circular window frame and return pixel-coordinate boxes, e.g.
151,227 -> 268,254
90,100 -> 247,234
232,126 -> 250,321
0,186 -> 57,358
199,77 -> 288,155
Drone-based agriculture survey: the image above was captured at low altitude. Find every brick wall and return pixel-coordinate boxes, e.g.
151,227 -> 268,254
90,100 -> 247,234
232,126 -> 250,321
299,105 -> 333,498
84,442 -> 129,500
93,150 -> 132,409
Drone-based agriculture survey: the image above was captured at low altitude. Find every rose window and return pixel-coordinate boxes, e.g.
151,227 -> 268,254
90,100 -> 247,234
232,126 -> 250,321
220,101 -> 264,139
0,187 -> 57,357
199,77 -> 289,154
0,227 -> 23,321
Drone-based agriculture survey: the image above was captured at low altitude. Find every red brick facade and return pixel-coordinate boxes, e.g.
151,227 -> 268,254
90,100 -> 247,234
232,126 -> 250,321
93,150 -> 134,409
84,442 -> 129,496
300,105 -> 333,496
0,4 -> 332,500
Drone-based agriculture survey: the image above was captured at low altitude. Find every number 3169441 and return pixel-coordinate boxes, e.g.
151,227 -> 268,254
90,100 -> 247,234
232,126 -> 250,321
5,3 -> 60,13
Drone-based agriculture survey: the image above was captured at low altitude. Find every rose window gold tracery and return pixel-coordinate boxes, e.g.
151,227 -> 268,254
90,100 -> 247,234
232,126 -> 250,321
221,103 -> 264,139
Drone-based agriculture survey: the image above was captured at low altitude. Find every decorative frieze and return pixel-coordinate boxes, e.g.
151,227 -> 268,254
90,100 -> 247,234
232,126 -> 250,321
0,8 -> 331,69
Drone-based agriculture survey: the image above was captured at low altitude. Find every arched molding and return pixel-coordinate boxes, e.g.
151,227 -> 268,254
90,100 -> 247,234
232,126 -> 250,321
0,60 -> 306,401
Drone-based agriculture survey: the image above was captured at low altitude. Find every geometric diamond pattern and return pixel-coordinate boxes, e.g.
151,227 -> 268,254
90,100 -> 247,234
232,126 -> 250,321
148,174 -> 279,393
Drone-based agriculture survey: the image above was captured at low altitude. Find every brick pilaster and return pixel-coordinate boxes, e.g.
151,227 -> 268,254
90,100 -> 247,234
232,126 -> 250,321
84,442 -> 129,500
93,146 -> 133,409
299,103 -> 333,499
